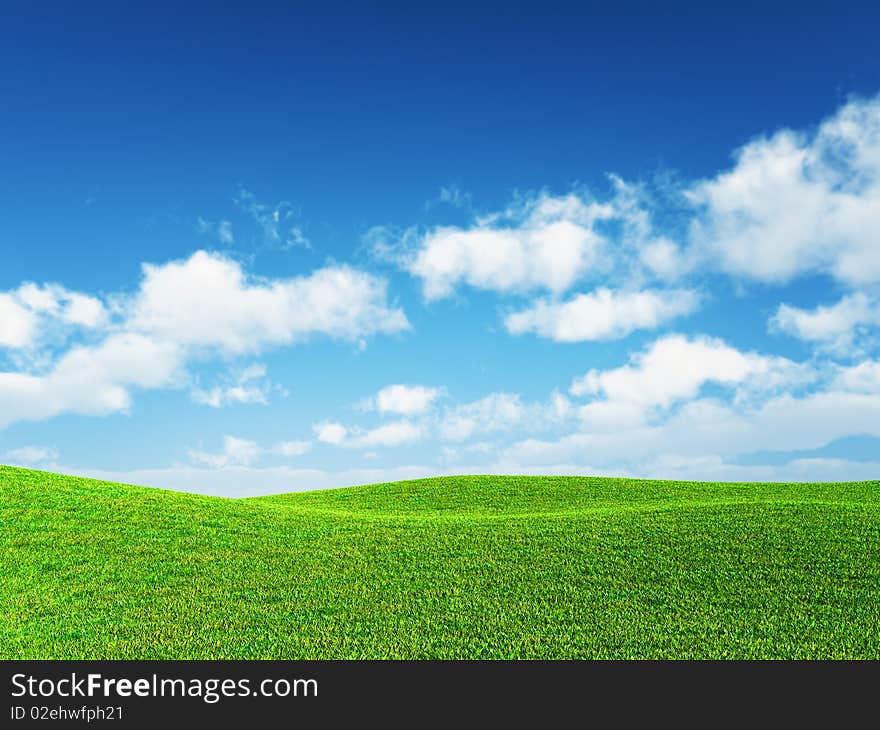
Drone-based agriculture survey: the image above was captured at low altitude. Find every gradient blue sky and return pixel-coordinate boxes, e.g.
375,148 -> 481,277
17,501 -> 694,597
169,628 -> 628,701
2,1 -> 880,494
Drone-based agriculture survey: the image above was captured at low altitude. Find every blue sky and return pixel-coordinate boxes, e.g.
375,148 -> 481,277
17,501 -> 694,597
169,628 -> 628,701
2,1 -> 880,494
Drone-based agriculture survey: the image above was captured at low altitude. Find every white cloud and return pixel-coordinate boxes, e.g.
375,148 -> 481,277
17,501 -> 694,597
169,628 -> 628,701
16,283 -> 59,313
217,220 -> 234,245
66,449 -> 880,498
439,392 -> 526,441
378,175 -> 696,306
185,420 -> 441,466
3,445 -> 59,466
505,389 -> 880,469
192,363 -> 272,408
129,251 -> 408,355
436,390 -> 575,443
434,186 -> 473,211
62,292 -> 107,328
197,217 -> 235,245
832,359 -> 880,393
0,250 -> 407,430
0,333 -> 183,429
327,388 -> 572,448
770,292 -> 880,352
638,238 -> 692,281
189,434 -> 313,467
377,96 -> 880,345
570,334 -> 810,409
399,192 -> 616,299
71,463 -> 437,497
273,440 -> 312,457
350,420 -> 423,448
0,294 -> 36,348
368,95 -> 880,364
0,284 -> 107,349
189,435 -> 261,468
370,384 -> 442,415
234,188 -> 310,249
313,421 -> 348,445
687,96 -> 880,285
547,390 -> 574,421
312,418 -> 423,449
81,253 -> 397,418
8,97 -> 880,486
19,284 -> 109,328
505,288 -> 699,342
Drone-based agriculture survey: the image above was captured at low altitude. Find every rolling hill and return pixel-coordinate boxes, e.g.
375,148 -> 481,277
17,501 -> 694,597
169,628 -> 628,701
2,466 -> 879,659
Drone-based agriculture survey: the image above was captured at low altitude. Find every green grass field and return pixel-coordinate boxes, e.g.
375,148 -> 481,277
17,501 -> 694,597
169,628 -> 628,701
2,465 -> 879,659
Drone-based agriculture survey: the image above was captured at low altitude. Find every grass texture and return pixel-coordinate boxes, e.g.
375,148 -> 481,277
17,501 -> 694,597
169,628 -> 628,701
2,465 -> 879,659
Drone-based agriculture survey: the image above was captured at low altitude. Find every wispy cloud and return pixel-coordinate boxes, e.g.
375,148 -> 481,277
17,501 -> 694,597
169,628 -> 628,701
197,217 -> 235,245
188,434 -> 314,467
3,445 -> 59,466
234,187 -> 311,250
424,185 -> 474,212
189,435 -> 261,468
311,418 -> 423,448
191,363 -> 275,408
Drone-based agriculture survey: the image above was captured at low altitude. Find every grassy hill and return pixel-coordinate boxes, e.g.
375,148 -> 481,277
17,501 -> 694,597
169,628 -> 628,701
2,465 -> 879,659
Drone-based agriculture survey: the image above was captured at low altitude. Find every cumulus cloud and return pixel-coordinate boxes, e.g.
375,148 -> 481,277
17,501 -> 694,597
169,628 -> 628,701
62,293 -> 108,328
687,96 -> 880,285
570,334 -> 811,409
8,97 -> 880,486
383,192 -> 618,299
638,238 -> 692,281
0,294 -> 35,349
505,388 -> 880,470
0,284 -> 107,349
18,284 -> 108,329
313,421 -> 348,445
377,95 -> 880,350
129,251 -> 408,355
833,359 -> 880,393
0,250 -> 408,430
491,336 -> 874,475
0,333 -> 183,429
505,288 -> 699,342
367,384 -> 442,415
350,420 -> 423,448
770,293 -> 880,352
372,176 -> 689,308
